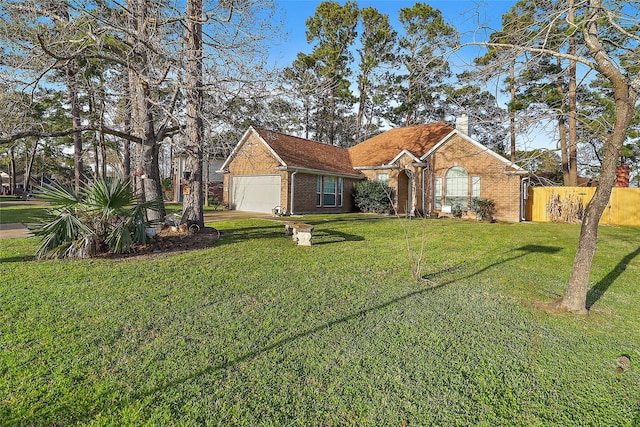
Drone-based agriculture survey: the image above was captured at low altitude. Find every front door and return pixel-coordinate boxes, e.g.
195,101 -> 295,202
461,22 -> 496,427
396,169 -> 414,215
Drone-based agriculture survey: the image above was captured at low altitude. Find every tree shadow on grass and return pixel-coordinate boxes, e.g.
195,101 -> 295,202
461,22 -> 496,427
311,229 -> 365,245
423,244 -> 563,283
212,223 -> 364,247
586,247 -> 640,309
0,255 -> 35,263
136,244 -> 562,401
213,224 -> 284,246
135,284 -> 438,401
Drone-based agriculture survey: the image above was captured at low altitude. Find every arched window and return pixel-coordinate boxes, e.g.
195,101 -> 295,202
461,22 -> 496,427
445,166 -> 469,209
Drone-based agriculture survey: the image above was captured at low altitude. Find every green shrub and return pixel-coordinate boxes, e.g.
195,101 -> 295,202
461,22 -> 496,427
451,204 -> 465,218
470,198 -> 496,221
161,177 -> 173,191
32,178 -> 161,259
352,180 -> 393,213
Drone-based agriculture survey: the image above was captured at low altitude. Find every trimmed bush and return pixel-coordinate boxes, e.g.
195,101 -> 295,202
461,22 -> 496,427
352,180 -> 393,213
470,198 -> 496,221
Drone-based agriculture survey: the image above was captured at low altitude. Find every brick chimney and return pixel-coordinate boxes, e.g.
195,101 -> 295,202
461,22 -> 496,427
615,165 -> 630,187
455,113 -> 470,137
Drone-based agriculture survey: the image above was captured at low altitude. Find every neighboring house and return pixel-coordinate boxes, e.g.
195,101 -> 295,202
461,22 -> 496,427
173,153 -> 226,203
220,121 -> 529,221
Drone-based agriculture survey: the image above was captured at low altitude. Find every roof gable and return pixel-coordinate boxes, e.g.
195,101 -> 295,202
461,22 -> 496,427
348,123 -> 454,167
421,130 -> 527,172
220,127 -> 286,171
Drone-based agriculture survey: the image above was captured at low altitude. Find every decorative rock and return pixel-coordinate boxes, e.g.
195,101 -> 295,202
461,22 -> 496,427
293,223 -> 314,246
616,355 -> 631,373
284,222 -> 295,237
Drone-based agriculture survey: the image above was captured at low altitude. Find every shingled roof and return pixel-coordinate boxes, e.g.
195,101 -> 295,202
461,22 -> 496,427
255,129 -> 360,176
348,123 -> 454,167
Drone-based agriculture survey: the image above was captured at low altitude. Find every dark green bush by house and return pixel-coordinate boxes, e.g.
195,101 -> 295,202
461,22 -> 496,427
352,180 -> 393,213
470,198 -> 496,221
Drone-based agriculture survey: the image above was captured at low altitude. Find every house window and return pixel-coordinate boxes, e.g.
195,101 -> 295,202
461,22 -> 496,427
434,177 -> 442,209
376,173 -> 389,184
317,176 -> 343,207
316,176 -> 322,206
471,176 -> 481,201
445,166 -> 469,209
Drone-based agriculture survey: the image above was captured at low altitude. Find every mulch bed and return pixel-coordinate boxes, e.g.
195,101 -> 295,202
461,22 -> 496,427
98,226 -> 221,260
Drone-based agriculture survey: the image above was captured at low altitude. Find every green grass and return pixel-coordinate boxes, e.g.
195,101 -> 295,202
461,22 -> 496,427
1,215 -> 639,426
0,204 -> 49,225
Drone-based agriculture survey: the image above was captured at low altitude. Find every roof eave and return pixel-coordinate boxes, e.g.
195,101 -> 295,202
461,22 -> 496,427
276,166 -> 364,179
353,164 -> 401,170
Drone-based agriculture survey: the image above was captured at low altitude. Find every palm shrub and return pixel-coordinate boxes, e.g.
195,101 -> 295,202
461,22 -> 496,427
32,178 -> 161,259
352,180 -> 393,213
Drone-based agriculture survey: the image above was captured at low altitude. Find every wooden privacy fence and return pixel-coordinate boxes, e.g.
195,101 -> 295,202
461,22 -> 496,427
526,186 -> 640,227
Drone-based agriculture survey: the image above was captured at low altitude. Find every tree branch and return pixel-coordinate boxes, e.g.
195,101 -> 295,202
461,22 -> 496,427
471,42 -> 597,70
0,125 -> 142,145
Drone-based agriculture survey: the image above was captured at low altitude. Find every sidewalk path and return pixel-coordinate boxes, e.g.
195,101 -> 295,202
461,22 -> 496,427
0,223 -> 32,239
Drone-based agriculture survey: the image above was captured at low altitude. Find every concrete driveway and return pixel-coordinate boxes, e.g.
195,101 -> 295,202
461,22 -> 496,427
0,223 -> 33,239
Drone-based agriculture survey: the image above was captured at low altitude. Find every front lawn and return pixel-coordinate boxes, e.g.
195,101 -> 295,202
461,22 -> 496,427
0,203 -> 49,225
1,217 -> 638,425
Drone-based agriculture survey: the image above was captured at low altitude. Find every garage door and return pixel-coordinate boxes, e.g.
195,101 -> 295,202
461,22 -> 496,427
231,175 -> 281,213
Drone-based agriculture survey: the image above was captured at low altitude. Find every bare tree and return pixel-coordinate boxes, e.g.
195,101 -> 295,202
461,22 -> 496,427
181,0 -> 205,228
475,0 -> 639,313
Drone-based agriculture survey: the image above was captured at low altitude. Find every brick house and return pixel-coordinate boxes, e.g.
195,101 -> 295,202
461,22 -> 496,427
220,128 -> 363,215
220,123 -> 529,221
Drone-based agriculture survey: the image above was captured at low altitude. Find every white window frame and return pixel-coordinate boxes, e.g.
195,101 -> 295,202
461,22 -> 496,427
317,176 -> 343,208
434,177 -> 443,209
471,176 -> 481,201
445,166 -> 469,210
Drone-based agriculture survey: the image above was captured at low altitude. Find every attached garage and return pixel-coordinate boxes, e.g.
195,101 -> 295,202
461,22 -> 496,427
230,175 -> 281,213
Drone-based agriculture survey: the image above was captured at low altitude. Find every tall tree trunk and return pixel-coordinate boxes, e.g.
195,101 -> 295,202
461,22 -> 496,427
567,0 -> 578,186
557,115 -> 569,183
94,143 -> 100,179
100,133 -> 107,179
128,0 -> 165,222
304,96 -> 310,140
329,92 -> 336,145
9,146 -> 16,195
203,154 -> 209,207
404,82 -> 413,127
123,111 -> 131,179
25,140 -> 39,194
558,0 -> 638,313
355,76 -> 368,144
134,81 -> 165,222
67,62 -> 84,193
509,60 -> 517,163
122,72 -> 132,180
555,57 -> 570,185
182,0 -> 205,228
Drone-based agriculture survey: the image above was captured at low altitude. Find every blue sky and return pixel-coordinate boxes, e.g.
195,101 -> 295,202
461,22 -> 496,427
270,0 -> 517,68
268,1 -> 553,150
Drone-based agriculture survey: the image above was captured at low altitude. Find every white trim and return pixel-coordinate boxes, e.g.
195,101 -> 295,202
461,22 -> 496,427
276,165 -> 363,179
420,130 -> 527,172
389,149 -> 421,165
353,165 -> 400,170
